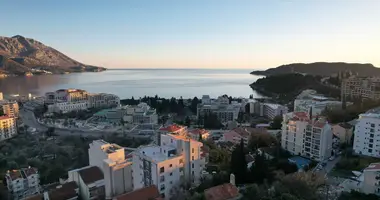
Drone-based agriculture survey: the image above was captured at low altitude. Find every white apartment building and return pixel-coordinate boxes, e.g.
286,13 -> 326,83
0,115 -> 17,141
47,101 -> 88,113
361,163 -> 380,195
353,112 -> 380,158
281,112 -> 333,161
260,103 -> 288,120
5,167 -> 40,200
294,89 -> 345,116
0,100 -> 19,118
122,103 -> 158,124
88,93 -> 120,108
132,134 -> 205,199
197,95 -> 241,123
341,76 -> 380,101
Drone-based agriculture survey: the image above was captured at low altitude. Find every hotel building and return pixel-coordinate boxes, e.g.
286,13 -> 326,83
132,133 -> 206,199
0,100 -> 19,118
353,111 -> 380,158
88,93 -> 120,108
0,115 -> 17,141
341,77 -> 380,101
281,112 -> 333,161
197,95 -> 241,123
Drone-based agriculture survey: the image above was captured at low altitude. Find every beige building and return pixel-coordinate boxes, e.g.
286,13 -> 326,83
0,101 -> 19,118
361,163 -> 380,195
0,115 -> 17,141
68,166 -> 105,200
341,77 -> 380,100
331,123 -> 353,144
88,93 -> 120,108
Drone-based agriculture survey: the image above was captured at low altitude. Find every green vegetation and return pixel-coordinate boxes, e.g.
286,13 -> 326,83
198,113 -> 223,129
250,73 -> 340,104
322,99 -> 380,123
0,131 -> 149,185
230,139 -> 248,184
269,115 -> 283,130
338,191 -> 380,200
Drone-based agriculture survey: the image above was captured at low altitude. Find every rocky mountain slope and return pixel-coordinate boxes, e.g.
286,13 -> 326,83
251,62 -> 380,77
0,35 -> 105,75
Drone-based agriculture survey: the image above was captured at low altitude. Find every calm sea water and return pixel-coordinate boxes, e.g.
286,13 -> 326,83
0,69 -> 263,99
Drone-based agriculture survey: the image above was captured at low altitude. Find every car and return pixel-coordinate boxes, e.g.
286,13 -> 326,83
329,156 -> 335,161
321,162 -> 327,167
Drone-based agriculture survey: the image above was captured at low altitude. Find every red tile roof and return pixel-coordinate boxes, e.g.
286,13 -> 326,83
189,129 -> 209,135
79,166 -> 104,184
159,124 -> 183,132
232,128 -> 250,138
0,115 -> 11,120
205,183 -> 240,200
23,167 -> 38,177
114,185 -> 161,200
48,181 -> 78,200
291,112 -> 310,121
7,170 -> 22,180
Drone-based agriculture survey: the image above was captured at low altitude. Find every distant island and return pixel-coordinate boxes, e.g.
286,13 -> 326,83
0,35 -> 106,76
251,62 -> 379,77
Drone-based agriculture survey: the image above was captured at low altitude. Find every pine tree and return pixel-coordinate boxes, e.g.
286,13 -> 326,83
230,138 -> 247,184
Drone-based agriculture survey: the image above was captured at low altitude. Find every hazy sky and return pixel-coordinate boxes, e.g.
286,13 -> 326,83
1,0 -> 379,69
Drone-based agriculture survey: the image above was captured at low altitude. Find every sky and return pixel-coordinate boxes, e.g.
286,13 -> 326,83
1,0 -> 380,69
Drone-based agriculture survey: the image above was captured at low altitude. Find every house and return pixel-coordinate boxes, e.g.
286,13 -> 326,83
5,167 -> 40,200
332,123 -> 353,144
361,163 -> 380,195
204,183 -> 241,200
113,185 -> 163,200
47,181 -> 79,200
223,128 -> 254,146
68,166 -> 105,200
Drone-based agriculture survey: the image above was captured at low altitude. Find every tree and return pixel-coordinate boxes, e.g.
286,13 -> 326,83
46,127 -> 56,137
185,116 -> 191,127
230,139 -> 248,184
190,97 -> 200,114
270,115 -> 283,130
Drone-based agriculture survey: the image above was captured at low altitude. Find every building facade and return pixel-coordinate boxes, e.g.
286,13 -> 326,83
331,123 -> 353,144
68,166 -> 105,200
132,134 -> 205,199
361,163 -> 380,195
88,140 -> 125,173
88,93 -> 120,108
0,101 -> 19,118
5,167 -> 40,200
281,112 -> 333,161
0,115 -> 17,141
197,95 -> 241,123
341,77 -> 380,101
353,113 -> 380,158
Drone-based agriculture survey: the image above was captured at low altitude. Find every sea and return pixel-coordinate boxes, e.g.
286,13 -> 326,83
0,69 -> 264,99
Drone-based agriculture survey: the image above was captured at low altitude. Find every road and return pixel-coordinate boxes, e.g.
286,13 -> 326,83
20,109 -> 151,138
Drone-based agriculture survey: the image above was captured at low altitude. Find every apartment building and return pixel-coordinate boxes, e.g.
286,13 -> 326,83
341,76 -> 380,101
294,89 -> 345,115
0,100 -> 19,118
89,140 -> 125,173
5,167 -> 40,199
361,163 -> 380,195
122,103 -> 158,124
68,166 -> 105,200
88,93 -> 120,108
331,123 -> 353,144
353,112 -> 380,158
47,101 -> 88,113
197,95 -> 241,123
132,134 -> 205,199
222,128 -> 254,146
155,124 -> 187,145
281,112 -> 333,161
0,115 -> 17,141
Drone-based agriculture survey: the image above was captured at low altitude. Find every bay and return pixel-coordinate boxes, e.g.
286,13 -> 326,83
0,69 -> 263,99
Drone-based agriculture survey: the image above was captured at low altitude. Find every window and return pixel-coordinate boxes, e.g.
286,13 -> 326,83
192,156 -> 194,160
192,148 -> 194,153
160,184 -> 165,191
160,167 -> 165,173
192,163 -> 194,168
371,124 -> 375,128
370,139 -> 374,143
170,181 -> 173,184
170,172 -> 173,176
160,176 -> 165,182
369,149 -> 373,153
369,144 -> 373,148
169,164 -> 173,168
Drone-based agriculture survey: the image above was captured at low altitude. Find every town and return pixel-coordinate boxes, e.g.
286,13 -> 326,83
1,74 -> 380,200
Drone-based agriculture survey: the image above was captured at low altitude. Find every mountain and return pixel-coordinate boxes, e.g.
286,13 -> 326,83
251,62 -> 380,77
0,35 -> 106,75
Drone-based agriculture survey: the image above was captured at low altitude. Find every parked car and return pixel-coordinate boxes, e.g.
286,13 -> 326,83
329,156 -> 335,161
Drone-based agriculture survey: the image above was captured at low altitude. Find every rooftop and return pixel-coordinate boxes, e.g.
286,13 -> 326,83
159,124 -> 184,132
364,163 -> 380,171
263,103 -> 284,109
7,170 -> 23,180
189,128 -> 210,136
114,185 -> 162,200
25,194 -> 43,200
22,167 -> 38,177
0,115 -> 11,120
78,166 -> 104,184
138,145 -> 178,162
48,181 -> 78,200
204,183 -> 240,200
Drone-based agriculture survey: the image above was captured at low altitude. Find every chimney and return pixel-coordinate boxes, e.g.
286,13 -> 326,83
230,173 -> 236,186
